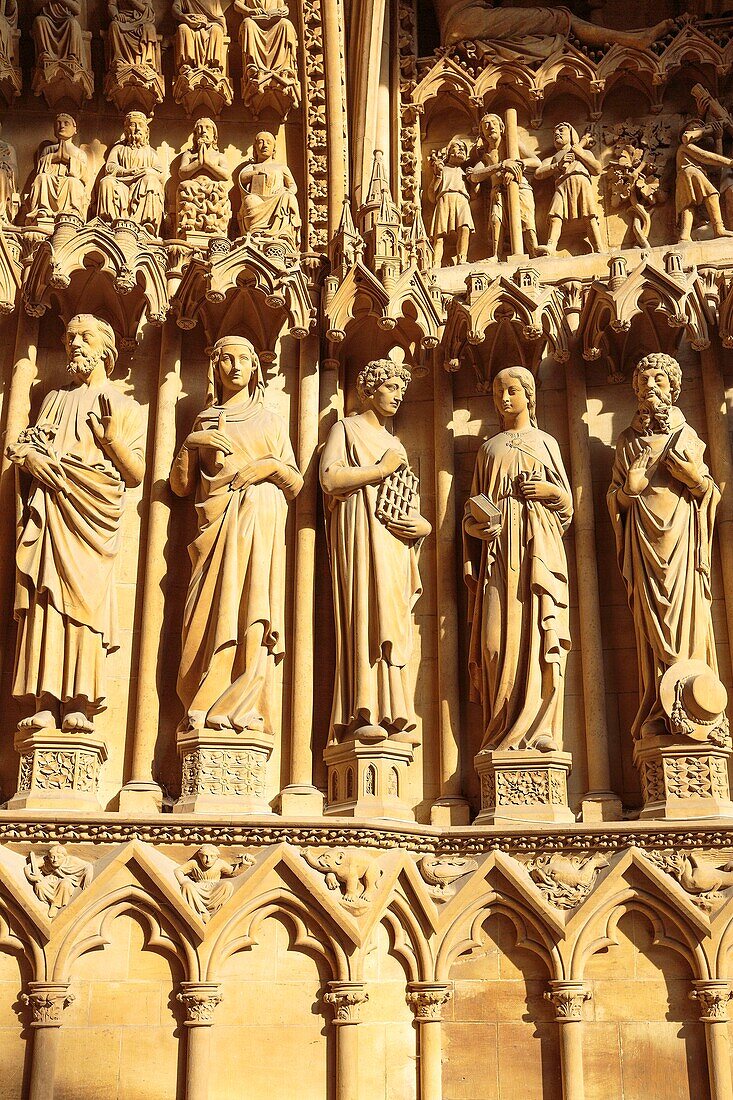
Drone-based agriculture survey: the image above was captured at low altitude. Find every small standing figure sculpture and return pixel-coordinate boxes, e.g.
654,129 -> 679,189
25,844 -> 92,917
467,112 -> 542,260
171,336 -> 302,735
463,367 -> 573,753
175,845 -> 252,921
428,137 -> 474,267
320,359 -> 431,744
675,117 -> 733,242
535,122 -> 603,254
236,130 -> 301,248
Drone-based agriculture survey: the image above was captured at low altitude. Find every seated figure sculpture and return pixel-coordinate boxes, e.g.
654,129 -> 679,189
0,122 -> 17,223
31,0 -> 93,107
96,111 -> 165,234
234,0 -> 300,118
26,112 -> 89,225
176,117 -> 231,239
236,130 -> 301,248
104,0 -> 162,112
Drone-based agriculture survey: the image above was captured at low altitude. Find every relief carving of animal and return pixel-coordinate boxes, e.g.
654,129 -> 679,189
302,848 -> 383,905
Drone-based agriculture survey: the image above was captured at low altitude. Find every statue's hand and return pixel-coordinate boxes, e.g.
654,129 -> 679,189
229,457 -> 278,491
376,448 -> 406,480
22,448 -> 67,494
387,512 -> 431,541
88,394 -> 119,448
517,475 -> 560,504
625,446 -> 652,496
185,428 -> 233,455
665,448 -> 705,492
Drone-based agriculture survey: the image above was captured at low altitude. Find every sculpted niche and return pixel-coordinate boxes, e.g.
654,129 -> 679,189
7,316 -> 145,735
320,359 -> 431,746
463,366 -> 573,753
171,336 -> 302,737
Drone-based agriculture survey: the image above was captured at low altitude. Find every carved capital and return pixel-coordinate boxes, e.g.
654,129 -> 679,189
544,981 -> 591,1021
176,982 -> 223,1026
690,981 -> 733,1022
21,982 -> 75,1027
406,982 -> 452,1021
324,981 -> 369,1024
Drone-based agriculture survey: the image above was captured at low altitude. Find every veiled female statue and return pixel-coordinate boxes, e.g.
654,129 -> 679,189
463,366 -> 573,753
170,336 -> 302,735
320,359 -> 431,744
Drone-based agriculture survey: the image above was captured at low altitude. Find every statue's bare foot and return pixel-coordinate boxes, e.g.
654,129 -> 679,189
18,709 -> 56,731
61,711 -> 94,733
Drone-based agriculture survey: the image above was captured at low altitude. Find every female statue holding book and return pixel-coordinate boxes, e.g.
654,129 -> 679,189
320,359 -> 431,744
463,366 -> 573,753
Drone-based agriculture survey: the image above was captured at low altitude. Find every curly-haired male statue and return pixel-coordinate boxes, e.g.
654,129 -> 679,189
608,353 -> 720,741
320,359 -> 431,744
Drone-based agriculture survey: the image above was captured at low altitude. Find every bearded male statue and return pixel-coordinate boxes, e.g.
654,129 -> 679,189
607,353 -> 720,742
6,315 -> 145,734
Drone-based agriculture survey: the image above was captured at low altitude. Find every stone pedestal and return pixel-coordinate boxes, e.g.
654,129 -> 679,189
9,729 -> 107,812
635,737 -> 733,820
474,749 -> 575,825
174,727 -> 273,815
324,736 -> 414,820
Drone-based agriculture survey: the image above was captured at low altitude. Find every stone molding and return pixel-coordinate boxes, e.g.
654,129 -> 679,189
177,982 -> 223,1026
406,983 -> 452,1021
690,981 -> 733,1022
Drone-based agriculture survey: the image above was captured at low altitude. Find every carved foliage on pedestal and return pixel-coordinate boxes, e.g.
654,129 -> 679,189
324,982 -> 368,1023
545,983 -> 592,1021
302,848 -> 383,913
177,982 -> 223,1024
181,748 -> 268,801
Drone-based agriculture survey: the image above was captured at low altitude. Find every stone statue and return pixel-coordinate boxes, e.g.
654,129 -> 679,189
24,844 -> 92,917
236,130 -> 301,248
25,113 -> 89,226
0,0 -> 18,70
432,0 -> 674,53
171,336 -> 302,735
234,0 -> 300,118
463,366 -> 572,752
175,845 -> 251,920
607,353 -> 720,741
320,359 -> 431,744
535,123 -> 603,254
0,121 -> 17,223
6,316 -> 145,734
466,112 -> 541,260
428,137 -> 474,267
173,0 -> 227,74
606,140 -> 663,250
96,111 -> 165,235
105,0 -> 158,71
176,117 -> 232,239
32,0 -> 86,67
675,118 -> 733,242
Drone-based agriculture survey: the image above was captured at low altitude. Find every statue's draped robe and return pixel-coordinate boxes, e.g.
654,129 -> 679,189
12,382 -> 144,710
439,3 -> 573,54
239,1 -> 299,89
27,140 -> 88,221
177,401 -> 301,733
463,427 -> 572,751
32,2 -> 85,63
239,161 -> 301,243
320,415 -> 423,739
30,854 -> 90,911
0,3 -> 17,67
607,408 -> 719,739
177,860 -> 233,917
97,142 -> 164,230
175,0 -> 226,70
106,1 -> 158,69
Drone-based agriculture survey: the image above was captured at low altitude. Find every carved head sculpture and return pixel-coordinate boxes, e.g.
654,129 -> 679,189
65,315 -> 118,379
194,117 -> 219,151
479,112 -> 504,151
493,366 -> 537,430
195,844 -> 221,869
124,111 -> 150,147
54,113 -> 77,142
447,137 -> 470,165
208,335 -> 265,405
46,844 -> 69,870
356,358 -> 412,418
632,352 -> 681,435
254,131 -> 277,162
554,123 -> 579,149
